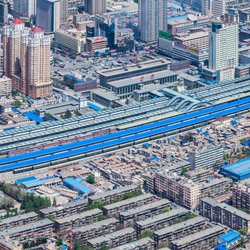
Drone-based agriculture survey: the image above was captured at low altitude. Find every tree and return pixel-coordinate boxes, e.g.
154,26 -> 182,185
140,229 -> 153,239
180,167 -> 188,176
86,174 -> 95,184
239,227 -> 248,235
13,100 -> 22,108
53,197 -> 57,206
100,245 -> 109,250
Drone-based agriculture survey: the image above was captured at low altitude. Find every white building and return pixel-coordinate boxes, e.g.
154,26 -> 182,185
138,0 -> 167,42
36,0 -> 61,33
208,22 -> 238,81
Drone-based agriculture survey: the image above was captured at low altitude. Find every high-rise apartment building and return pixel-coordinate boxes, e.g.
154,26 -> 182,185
85,0 -> 107,15
208,22 -> 238,81
138,0 -> 167,42
2,19 -> 52,99
36,0 -> 61,33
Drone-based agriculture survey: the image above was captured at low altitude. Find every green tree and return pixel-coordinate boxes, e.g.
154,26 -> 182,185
140,229 -> 153,239
86,174 -> 95,184
239,227 -> 248,235
180,167 -> 188,176
13,100 -> 22,108
100,245 -> 109,250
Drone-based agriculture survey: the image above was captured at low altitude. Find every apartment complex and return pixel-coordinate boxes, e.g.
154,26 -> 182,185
0,219 -> 53,242
0,212 -> 38,231
88,184 -> 140,205
200,197 -> 250,233
87,227 -> 137,249
155,172 -> 201,209
119,199 -> 171,226
232,184 -> 250,212
102,193 -> 155,217
54,208 -> 103,232
73,218 -> 119,246
170,226 -> 224,250
111,237 -> 155,250
135,207 -> 188,234
39,199 -> 88,219
154,216 -> 207,247
2,19 -> 52,99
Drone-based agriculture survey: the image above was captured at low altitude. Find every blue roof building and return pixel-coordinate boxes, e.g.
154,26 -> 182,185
216,230 -> 241,250
63,178 -> 92,195
220,157 -> 250,180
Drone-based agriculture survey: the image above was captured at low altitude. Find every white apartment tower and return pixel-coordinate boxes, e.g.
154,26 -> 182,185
138,0 -> 167,42
209,22 -> 238,81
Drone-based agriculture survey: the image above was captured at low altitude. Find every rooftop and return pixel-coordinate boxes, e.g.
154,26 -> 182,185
110,237 -> 154,250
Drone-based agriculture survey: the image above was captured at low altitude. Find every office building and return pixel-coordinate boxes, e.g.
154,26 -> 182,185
200,197 -> 250,233
155,172 -> 201,209
208,22 -> 239,81
60,0 -> 68,24
94,14 -> 117,49
188,145 -> 224,169
85,36 -> 108,54
138,0 -> 167,42
212,0 -> 229,17
13,0 -> 36,19
2,19 -> 52,99
55,29 -> 85,54
36,0 -> 61,33
85,0 -> 107,15
0,0 -> 8,24
97,59 -> 171,87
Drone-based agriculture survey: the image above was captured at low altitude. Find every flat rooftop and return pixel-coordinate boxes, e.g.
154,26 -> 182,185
171,226 -> 224,246
72,218 -> 118,233
154,216 -> 206,236
201,197 -> 250,220
220,157 -> 250,180
119,199 -> 170,218
107,70 -> 177,88
89,184 -> 139,202
97,59 -> 170,78
55,208 -> 102,224
0,219 -> 53,237
110,237 -> 154,249
0,212 -> 37,226
103,193 -> 154,211
136,207 -> 188,227
87,227 -> 135,245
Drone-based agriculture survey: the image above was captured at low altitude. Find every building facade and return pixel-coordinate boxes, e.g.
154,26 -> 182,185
2,19 -> 52,99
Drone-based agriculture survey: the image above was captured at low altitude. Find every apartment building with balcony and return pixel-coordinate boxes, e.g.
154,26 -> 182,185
87,227 -> 137,249
155,172 -> 201,209
102,193 -> 155,217
0,219 -> 53,242
200,197 -> 250,233
154,216 -> 207,247
232,183 -> 250,212
54,208 -> 103,232
110,237 -> 154,250
170,226 -> 224,250
119,199 -> 170,226
39,199 -> 88,219
0,212 -> 38,231
88,185 -> 140,205
135,207 -> 188,235
72,218 -> 119,246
